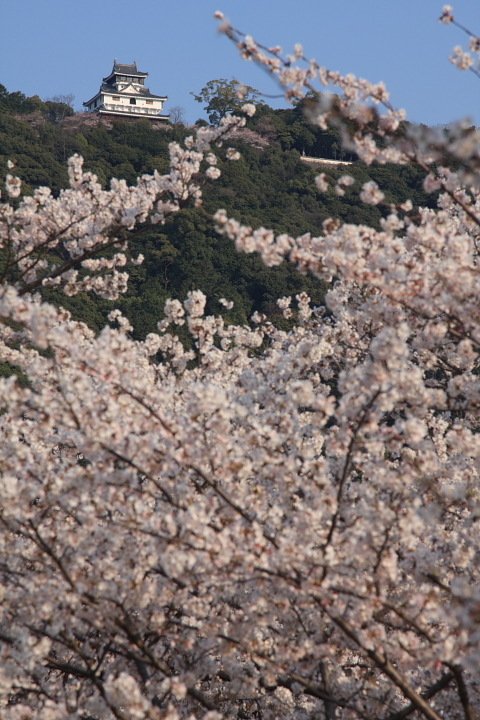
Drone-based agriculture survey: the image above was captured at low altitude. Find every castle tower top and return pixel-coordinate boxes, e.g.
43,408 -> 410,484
83,60 -> 168,121
103,61 -> 149,88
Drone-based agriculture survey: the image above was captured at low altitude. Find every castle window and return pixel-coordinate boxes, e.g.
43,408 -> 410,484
146,100 -> 153,105
113,96 -> 120,101
130,98 -> 136,105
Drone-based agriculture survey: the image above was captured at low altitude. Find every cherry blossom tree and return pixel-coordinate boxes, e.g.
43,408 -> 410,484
1,5 -> 480,719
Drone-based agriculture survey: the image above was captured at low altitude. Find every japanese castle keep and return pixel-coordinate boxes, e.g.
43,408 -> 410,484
83,60 -> 169,121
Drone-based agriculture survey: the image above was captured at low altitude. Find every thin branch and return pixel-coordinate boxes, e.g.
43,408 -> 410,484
102,445 -> 182,509
319,660 -> 337,720
329,585 -> 435,643
26,520 -> 75,590
382,672 -> 454,720
17,222 -> 156,296
327,612 -> 445,720
323,389 -> 383,554
445,664 -> 474,720
450,18 -> 480,45
104,383 -> 279,547
282,672 -> 370,719
114,614 -> 216,710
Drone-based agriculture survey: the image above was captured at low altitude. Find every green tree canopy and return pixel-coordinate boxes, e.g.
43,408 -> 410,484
0,86 -> 434,339
191,78 -> 259,125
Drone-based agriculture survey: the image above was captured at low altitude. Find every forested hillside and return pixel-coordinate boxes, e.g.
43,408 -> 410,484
0,83 -> 434,338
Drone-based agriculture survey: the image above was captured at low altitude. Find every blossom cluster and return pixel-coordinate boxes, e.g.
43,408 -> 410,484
217,7 -> 480,202
0,115 -> 245,300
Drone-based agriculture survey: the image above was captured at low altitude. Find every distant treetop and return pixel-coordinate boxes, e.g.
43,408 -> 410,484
191,78 -> 259,125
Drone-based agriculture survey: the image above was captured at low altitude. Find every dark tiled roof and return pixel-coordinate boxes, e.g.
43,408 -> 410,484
103,61 -> 148,81
115,62 -> 148,76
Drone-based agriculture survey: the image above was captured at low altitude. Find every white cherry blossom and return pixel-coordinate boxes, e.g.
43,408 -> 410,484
1,7 -> 480,720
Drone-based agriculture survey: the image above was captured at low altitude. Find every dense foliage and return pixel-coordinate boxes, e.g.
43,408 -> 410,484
191,79 -> 260,126
2,6 -> 480,719
0,85 -> 432,338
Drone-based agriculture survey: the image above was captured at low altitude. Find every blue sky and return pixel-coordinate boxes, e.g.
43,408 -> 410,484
1,0 -> 478,127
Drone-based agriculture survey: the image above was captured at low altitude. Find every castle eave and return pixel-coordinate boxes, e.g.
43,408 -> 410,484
83,90 -> 102,107
97,108 -> 169,120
